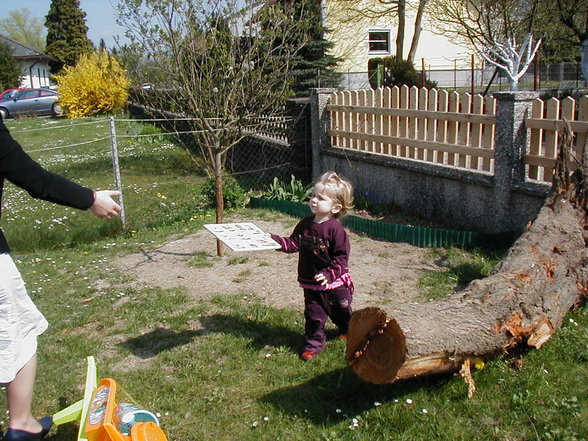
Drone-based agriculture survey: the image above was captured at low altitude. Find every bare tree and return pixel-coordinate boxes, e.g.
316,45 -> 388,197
330,0 -> 428,62
116,0 -> 310,255
427,0 -> 541,90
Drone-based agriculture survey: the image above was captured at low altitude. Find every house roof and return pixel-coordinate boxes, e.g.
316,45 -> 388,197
0,34 -> 55,61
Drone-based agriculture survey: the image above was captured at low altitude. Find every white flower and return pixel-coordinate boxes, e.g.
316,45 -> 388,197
374,402 -> 381,407
252,421 -> 259,428
406,399 -> 413,404
263,416 -> 269,422
422,408 -> 428,414
335,408 -> 342,414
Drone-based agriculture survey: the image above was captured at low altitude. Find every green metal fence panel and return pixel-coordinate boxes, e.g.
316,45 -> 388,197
249,197 -> 481,248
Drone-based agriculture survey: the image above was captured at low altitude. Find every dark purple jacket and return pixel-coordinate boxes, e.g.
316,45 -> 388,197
0,117 -> 94,253
271,216 -> 350,288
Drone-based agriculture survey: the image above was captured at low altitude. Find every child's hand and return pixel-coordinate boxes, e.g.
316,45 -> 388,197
314,273 -> 329,287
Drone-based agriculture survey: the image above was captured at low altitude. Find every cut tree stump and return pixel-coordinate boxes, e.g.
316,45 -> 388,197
346,122 -> 588,387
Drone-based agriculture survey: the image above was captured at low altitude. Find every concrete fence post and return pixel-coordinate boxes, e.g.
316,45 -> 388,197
491,91 -> 539,231
310,88 -> 337,180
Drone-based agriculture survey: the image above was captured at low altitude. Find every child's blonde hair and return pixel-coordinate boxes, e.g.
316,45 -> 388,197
318,171 -> 354,218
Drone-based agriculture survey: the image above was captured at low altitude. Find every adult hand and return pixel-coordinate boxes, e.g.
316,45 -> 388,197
90,190 -> 122,219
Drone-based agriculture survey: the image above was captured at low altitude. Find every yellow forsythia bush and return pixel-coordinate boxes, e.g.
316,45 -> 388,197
55,51 -> 130,118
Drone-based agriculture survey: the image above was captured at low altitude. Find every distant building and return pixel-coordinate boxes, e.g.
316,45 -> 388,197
323,0 -> 473,89
0,35 -> 55,89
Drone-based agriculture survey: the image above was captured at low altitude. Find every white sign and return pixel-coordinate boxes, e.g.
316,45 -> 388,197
204,222 -> 281,251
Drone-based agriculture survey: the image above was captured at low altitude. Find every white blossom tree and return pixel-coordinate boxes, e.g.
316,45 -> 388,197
477,34 -> 541,91
428,0 -> 541,90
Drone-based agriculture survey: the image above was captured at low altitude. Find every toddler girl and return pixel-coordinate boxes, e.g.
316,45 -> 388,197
271,171 -> 354,360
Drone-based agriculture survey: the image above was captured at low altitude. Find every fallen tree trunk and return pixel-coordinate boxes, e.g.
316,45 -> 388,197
346,125 -> 588,387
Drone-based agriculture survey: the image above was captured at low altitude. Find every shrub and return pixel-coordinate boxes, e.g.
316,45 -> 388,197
264,175 -> 312,202
199,174 -> 246,210
368,56 -> 437,89
55,50 -> 130,118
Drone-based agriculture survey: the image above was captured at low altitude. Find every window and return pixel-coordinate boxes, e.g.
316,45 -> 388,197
17,90 -> 39,99
368,30 -> 390,54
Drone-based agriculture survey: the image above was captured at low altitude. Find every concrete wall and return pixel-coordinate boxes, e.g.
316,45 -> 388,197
310,88 -> 551,235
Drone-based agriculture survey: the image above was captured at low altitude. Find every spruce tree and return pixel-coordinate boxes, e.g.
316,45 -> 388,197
45,0 -> 93,73
0,41 -> 21,91
288,0 -> 341,95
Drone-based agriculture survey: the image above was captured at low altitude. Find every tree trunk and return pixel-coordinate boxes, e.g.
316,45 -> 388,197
407,0 -> 427,63
214,151 -> 224,257
395,0 -> 405,60
346,130 -> 588,386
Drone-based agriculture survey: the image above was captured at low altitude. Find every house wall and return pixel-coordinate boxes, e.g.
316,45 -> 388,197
17,59 -> 53,88
325,0 -> 473,86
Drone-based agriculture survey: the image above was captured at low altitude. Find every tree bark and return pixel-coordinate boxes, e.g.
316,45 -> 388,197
346,131 -> 588,386
214,151 -> 224,257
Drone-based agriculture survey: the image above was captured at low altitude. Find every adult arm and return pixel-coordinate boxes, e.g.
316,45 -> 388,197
0,119 -> 95,209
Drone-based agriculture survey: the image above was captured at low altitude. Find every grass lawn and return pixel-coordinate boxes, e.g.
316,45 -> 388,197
1,116 -> 586,441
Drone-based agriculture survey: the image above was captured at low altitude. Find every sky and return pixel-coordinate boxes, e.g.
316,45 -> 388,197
0,0 -> 128,49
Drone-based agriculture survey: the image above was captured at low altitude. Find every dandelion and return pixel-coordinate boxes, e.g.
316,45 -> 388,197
473,358 -> 485,370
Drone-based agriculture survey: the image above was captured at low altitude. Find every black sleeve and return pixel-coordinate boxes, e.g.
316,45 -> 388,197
0,118 -> 94,210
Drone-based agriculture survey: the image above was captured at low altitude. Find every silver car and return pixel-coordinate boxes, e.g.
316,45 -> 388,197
0,88 -> 62,119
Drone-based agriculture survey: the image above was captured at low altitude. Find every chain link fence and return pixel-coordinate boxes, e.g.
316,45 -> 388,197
339,61 -> 588,94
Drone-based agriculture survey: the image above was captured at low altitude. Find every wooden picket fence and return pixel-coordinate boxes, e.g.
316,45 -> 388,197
247,115 -> 290,145
525,95 -> 588,183
326,86 -> 497,173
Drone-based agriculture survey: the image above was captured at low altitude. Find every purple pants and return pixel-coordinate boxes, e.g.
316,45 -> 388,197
303,285 -> 353,353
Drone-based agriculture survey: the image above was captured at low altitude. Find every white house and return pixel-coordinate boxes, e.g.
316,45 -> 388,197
323,0 -> 474,89
0,35 -> 55,89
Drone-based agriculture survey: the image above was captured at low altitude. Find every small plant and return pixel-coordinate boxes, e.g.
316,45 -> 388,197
264,175 -> 312,202
188,252 -> 214,268
353,190 -> 397,217
228,256 -> 249,265
368,56 -> 438,89
198,174 -> 246,210
128,123 -> 168,145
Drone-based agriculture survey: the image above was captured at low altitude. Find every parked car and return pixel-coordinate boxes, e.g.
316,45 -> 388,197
0,88 -> 28,101
0,88 -> 62,119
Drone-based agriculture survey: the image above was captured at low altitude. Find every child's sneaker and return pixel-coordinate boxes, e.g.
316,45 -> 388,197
301,350 -> 318,361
